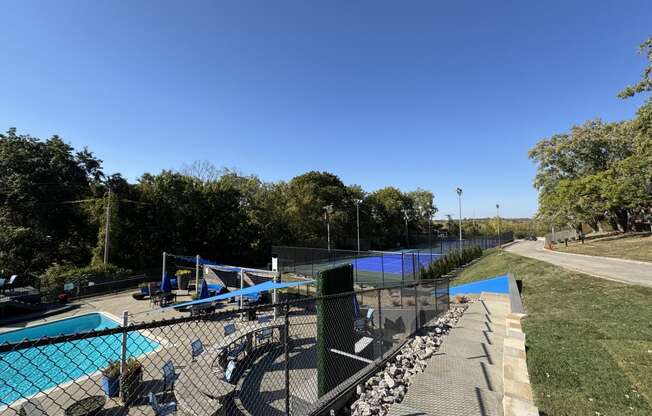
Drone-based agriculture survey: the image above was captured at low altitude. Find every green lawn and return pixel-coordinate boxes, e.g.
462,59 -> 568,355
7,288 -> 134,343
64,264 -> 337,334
555,233 -> 652,263
456,250 -> 652,416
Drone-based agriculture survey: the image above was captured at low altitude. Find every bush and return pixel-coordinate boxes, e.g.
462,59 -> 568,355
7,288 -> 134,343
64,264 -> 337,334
42,263 -> 131,299
421,245 -> 483,279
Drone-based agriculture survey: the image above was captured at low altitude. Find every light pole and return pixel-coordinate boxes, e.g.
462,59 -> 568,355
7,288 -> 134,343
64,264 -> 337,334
324,204 -> 334,251
354,199 -> 362,252
496,204 -> 501,247
456,188 -> 463,251
401,207 -> 410,248
103,186 -> 111,265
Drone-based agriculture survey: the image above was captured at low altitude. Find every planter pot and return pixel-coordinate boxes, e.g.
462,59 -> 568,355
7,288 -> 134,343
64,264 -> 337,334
120,368 -> 143,405
101,374 -> 120,397
177,274 -> 190,290
132,292 -> 145,300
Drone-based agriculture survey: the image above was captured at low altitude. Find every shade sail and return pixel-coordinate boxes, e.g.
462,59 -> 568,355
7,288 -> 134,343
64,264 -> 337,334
172,279 -> 314,310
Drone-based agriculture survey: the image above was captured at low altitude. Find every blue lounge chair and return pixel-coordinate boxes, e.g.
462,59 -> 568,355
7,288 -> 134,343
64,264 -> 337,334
190,339 -> 204,360
148,392 -> 177,415
162,360 -> 176,390
224,323 -> 236,337
224,360 -> 237,383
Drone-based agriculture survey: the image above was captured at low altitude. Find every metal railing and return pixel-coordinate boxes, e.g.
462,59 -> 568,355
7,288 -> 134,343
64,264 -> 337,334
0,278 -> 449,416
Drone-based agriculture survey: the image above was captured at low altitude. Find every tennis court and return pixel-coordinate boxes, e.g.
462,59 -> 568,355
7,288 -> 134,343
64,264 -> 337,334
280,249 -> 441,286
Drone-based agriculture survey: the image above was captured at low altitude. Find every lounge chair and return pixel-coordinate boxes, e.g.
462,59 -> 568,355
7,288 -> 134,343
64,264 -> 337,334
224,323 -> 236,337
1,275 -> 17,294
224,360 -> 237,383
354,308 -> 375,332
148,392 -> 177,415
255,328 -> 274,345
19,399 -> 48,416
191,339 -> 204,360
163,360 -> 176,390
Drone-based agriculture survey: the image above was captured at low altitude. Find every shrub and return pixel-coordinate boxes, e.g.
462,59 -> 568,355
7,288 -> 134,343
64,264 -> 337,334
42,263 -> 131,299
421,245 -> 483,279
102,361 -> 121,379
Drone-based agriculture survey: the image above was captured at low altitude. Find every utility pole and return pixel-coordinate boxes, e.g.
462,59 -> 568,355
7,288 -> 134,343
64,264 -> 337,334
354,199 -> 362,252
456,188 -> 463,251
324,204 -> 334,251
103,187 -> 111,265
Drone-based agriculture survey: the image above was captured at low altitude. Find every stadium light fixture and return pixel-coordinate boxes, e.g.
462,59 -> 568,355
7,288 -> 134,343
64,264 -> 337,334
354,199 -> 363,252
323,204 -> 334,251
456,188 -> 463,251
401,207 -> 410,248
496,204 -> 501,247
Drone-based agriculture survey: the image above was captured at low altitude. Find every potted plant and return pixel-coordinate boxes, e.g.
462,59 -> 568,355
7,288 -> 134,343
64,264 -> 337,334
120,358 -> 143,405
101,361 -> 120,397
175,270 -> 191,291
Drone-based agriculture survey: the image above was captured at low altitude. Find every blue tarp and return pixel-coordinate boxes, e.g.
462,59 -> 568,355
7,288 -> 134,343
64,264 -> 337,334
172,279 -> 314,310
161,272 -> 173,293
199,279 -> 210,299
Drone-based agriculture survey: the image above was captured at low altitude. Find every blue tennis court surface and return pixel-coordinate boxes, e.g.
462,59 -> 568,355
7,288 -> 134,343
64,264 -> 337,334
353,253 -> 441,274
449,274 -> 509,295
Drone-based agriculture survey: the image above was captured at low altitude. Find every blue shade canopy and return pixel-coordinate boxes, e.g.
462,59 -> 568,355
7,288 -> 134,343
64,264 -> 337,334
207,283 -> 224,292
172,279 -> 314,310
161,272 -> 173,293
199,279 -> 210,299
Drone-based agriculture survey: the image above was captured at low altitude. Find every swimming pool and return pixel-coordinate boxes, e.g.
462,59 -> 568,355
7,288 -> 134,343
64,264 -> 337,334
449,274 -> 510,295
0,313 -> 160,406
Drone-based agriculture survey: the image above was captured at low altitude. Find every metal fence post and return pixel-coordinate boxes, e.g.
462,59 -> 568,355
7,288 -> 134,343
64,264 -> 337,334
414,283 -> 419,332
377,289 -> 383,359
381,252 -> 385,288
284,302 -> 291,415
119,310 -> 128,400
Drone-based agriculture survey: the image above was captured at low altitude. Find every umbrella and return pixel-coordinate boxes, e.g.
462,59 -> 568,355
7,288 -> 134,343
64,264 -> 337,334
199,279 -> 210,299
161,272 -> 173,293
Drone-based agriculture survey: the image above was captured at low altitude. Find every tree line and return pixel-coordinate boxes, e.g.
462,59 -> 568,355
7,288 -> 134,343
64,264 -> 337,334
0,135 -> 443,276
529,37 -> 652,233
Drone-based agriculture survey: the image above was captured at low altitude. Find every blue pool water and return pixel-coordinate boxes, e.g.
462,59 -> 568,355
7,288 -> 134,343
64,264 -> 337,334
0,313 -> 160,406
449,275 -> 510,295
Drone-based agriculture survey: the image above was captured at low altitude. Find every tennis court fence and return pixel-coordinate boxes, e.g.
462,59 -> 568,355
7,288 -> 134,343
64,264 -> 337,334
273,233 -> 512,285
0,277 -> 450,416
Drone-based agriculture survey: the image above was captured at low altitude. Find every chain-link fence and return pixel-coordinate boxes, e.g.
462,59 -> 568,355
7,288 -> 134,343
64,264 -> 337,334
273,233 -> 512,285
0,278 -> 449,416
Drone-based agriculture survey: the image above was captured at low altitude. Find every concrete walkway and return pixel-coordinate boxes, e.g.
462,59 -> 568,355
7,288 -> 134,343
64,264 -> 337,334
505,240 -> 652,287
387,296 -> 521,416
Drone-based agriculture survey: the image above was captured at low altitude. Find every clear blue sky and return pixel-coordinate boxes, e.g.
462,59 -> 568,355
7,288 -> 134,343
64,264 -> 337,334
1,1 -> 650,218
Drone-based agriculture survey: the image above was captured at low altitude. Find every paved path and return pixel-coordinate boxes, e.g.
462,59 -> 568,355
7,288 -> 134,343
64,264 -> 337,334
505,240 -> 652,287
388,298 -> 510,416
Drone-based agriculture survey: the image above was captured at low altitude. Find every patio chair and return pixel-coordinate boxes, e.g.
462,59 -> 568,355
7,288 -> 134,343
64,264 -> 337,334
224,323 -> 236,337
19,399 -> 48,416
354,308 -> 375,332
255,328 -> 274,345
1,275 -> 17,294
162,360 -> 176,390
224,360 -> 237,383
191,339 -> 204,361
257,314 -> 272,324
227,337 -> 250,361
148,392 -> 177,416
